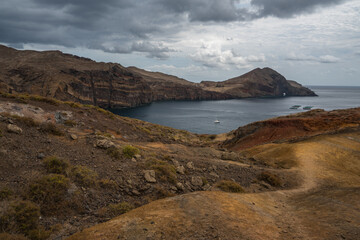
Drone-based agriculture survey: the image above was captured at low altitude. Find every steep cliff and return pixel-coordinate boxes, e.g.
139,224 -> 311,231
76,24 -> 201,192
0,45 -> 316,108
200,67 -> 316,98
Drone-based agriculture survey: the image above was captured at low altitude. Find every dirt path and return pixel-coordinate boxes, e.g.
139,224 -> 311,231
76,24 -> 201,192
68,132 -> 360,240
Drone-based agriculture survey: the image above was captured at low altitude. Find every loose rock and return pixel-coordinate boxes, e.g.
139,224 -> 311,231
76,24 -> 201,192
70,134 -> 78,140
144,170 -> 156,183
176,165 -> 185,175
191,176 -> 203,186
186,162 -> 194,170
7,124 -> 22,134
96,139 -> 115,149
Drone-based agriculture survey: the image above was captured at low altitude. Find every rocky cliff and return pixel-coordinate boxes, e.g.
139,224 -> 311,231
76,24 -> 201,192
0,45 -> 316,108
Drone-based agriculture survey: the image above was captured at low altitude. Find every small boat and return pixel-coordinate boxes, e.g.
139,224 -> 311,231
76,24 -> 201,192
214,119 -> 220,124
290,105 -> 301,109
303,106 -> 313,110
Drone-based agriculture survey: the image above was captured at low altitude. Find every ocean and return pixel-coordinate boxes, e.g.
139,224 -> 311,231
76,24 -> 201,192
112,86 -> 360,134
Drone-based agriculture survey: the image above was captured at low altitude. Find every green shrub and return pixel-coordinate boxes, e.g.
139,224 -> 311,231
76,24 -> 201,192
70,166 -> 98,187
0,187 -> 13,200
146,159 -> 176,184
106,147 -> 122,159
122,145 -> 139,159
28,174 -> 70,209
257,171 -> 282,187
100,202 -> 134,218
0,200 -> 40,236
43,156 -> 69,174
39,122 -> 64,136
217,180 -> 245,193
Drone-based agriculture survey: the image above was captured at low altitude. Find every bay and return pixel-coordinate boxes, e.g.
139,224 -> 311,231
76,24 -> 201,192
112,86 -> 360,134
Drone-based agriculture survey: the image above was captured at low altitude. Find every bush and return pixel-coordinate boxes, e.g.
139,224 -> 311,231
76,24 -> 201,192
217,180 -> 245,193
0,187 -> 13,201
98,179 -> 118,190
0,200 -> 40,236
70,166 -> 98,187
100,202 -> 134,218
14,116 -> 39,127
28,174 -> 70,209
122,145 -> 139,159
257,171 -> 282,187
39,122 -> 64,136
146,159 -> 176,184
106,147 -> 122,160
43,156 -> 69,174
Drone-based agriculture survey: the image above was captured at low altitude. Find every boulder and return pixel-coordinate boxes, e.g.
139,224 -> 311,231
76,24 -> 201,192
95,139 -> 115,149
176,165 -> 185,175
191,176 -> 203,187
7,124 -> 22,134
144,170 -> 156,183
186,162 -> 194,170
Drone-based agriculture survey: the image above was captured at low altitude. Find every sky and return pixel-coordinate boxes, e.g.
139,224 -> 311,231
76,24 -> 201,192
1,0 -> 359,86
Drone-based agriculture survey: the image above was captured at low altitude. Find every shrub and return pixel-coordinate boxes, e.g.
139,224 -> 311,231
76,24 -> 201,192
217,180 -> 245,193
0,200 -> 40,236
39,122 -> 64,136
146,159 -> 176,184
0,187 -> 13,201
14,116 -> 39,127
257,171 -> 282,187
28,174 -> 70,209
64,101 -> 82,108
70,166 -> 98,187
106,147 -> 122,160
100,202 -> 134,218
0,129 -> 2,137
98,179 -> 118,190
43,156 -> 69,174
122,145 -> 139,159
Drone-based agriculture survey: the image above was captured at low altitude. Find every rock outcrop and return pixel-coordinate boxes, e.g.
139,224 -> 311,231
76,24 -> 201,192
0,45 -> 316,108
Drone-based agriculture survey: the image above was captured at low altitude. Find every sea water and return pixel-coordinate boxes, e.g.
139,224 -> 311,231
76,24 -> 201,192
112,86 -> 360,134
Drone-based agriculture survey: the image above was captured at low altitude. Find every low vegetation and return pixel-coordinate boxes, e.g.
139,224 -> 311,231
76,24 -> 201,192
43,156 -> 69,175
39,122 -> 64,136
217,180 -> 245,193
28,174 -> 70,212
106,146 -> 122,159
70,165 -> 98,187
257,171 -> 282,187
99,202 -> 134,218
122,145 -> 139,159
146,159 -> 177,184
0,187 -> 13,201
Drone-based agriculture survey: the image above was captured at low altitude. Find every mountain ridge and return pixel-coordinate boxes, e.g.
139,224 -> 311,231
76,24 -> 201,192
0,45 -> 316,108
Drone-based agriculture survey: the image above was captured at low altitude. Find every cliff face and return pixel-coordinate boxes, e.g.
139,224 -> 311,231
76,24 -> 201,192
0,45 -> 153,108
200,67 -> 316,98
0,45 -> 316,108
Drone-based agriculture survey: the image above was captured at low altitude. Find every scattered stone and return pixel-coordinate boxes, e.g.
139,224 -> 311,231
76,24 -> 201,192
176,165 -> 185,175
132,190 -> 140,196
176,182 -> 185,191
7,124 -> 22,134
131,158 -> 137,163
55,111 -> 73,124
70,134 -> 78,140
170,186 -> 177,191
191,176 -> 203,186
172,159 -> 180,167
8,119 -> 14,124
209,172 -> 219,178
37,153 -> 45,159
134,154 -> 141,159
144,170 -> 156,183
221,152 -> 239,161
95,139 -> 115,149
202,184 -> 211,191
186,162 -> 194,169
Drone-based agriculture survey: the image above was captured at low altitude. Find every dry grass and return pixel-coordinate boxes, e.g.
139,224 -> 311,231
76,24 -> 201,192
43,156 -> 69,175
217,180 -> 245,193
122,145 -> 139,159
257,171 -> 282,187
145,159 -> 177,184
70,165 -> 98,187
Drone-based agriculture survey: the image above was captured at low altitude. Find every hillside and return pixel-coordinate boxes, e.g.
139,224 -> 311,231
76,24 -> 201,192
0,45 -> 315,109
0,92 -> 359,239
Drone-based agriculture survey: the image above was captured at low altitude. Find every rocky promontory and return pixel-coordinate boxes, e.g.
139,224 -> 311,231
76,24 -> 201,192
0,45 -> 316,108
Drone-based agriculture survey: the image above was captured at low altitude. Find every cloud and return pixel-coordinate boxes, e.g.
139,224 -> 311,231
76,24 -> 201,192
250,0 -> 345,18
191,44 -> 265,69
286,53 -> 340,63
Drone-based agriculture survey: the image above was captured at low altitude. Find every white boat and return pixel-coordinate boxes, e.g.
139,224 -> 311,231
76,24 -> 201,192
214,119 -> 220,124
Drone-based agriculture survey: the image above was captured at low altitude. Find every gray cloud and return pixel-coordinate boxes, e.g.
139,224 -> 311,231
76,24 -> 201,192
286,54 -> 340,63
251,0 -> 345,18
0,0 -> 349,58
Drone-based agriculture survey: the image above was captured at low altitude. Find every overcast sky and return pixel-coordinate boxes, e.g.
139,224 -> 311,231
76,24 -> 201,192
1,0 -> 359,86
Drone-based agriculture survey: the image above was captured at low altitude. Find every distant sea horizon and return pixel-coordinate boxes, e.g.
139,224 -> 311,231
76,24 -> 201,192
112,85 -> 360,134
